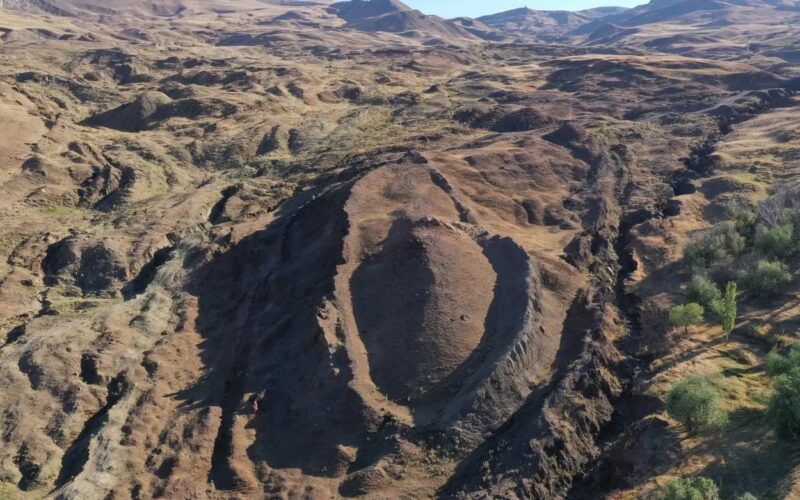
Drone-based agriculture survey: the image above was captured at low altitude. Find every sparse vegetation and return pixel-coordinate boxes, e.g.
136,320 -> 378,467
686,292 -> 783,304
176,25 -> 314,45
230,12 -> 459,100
670,303 -> 705,334
666,376 -> 728,433
660,476 -> 720,500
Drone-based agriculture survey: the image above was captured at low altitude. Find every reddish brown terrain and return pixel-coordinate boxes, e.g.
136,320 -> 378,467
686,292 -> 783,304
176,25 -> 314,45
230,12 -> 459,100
1,0 -> 800,498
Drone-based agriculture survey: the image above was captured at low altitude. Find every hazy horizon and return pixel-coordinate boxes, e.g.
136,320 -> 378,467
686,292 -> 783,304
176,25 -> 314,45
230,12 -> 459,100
402,0 -> 648,18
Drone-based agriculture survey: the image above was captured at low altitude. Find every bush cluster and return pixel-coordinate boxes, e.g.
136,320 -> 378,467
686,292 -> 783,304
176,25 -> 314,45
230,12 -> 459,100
661,476 -> 720,500
744,260 -> 791,298
766,344 -> 800,377
765,344 -> 800,439
684,205 -> 798,300
667,201 -> 800,499
685,221 -> 746,273
686,275 -> 721,317
754,223 -> 795,259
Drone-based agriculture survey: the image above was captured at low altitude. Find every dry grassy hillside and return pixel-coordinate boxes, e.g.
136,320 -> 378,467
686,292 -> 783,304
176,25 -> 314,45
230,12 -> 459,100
0,0 -> 800,499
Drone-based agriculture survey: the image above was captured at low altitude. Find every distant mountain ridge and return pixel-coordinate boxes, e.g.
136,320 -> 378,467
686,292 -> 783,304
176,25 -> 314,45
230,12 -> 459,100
2,0 -> 798,44
0,0 -> 186,16
329,0 -> 502,41
329,0 -> 409,21
479,0 -> 800,41
477,6 -> 630,41
0,0 -> 329,17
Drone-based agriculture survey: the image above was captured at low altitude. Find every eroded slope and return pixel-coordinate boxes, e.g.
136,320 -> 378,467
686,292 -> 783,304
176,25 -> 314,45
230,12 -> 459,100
0,1 -> 799,499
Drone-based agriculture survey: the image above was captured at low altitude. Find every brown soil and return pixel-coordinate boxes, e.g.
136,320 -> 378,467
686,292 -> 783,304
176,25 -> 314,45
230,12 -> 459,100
1,0 -> 800,499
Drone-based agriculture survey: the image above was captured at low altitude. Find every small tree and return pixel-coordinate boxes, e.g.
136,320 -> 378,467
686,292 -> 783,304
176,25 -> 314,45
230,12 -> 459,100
768,368 -> 800,439
735,494 -> 758,500
667,376 -> 728,433
766,351 -> 792,378
685,238 -> 726,272
766,343 -> 800,439
670,303 -> 705,335
754,223 -> 795,260
766,344 -> 800,377
725,201 -> 757,243
661,476 -> 720,500
719,282 -> 737,343
745,260 -> 792,298
687,275 -> 722,316
717,220 -> 748,256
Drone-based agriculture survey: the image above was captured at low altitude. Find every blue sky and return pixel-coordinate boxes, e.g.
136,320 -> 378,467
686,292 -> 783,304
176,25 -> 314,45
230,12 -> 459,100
402,0 -> 647,18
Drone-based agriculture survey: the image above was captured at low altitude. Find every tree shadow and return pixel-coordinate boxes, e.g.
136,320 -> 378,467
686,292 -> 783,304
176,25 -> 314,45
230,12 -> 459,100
697,408 -> 800,500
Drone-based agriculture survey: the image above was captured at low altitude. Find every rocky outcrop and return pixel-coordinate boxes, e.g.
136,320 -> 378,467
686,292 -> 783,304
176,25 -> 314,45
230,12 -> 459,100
84,91 -> 171,132
454,105 -> 554,132
84,92 -> 236,132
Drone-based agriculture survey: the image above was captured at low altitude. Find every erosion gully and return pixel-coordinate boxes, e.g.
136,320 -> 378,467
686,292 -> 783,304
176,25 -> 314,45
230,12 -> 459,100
567,85 -> 799,497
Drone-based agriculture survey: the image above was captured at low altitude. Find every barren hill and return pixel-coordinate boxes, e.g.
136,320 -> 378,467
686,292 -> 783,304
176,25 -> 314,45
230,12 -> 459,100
478,6 -> 629,41
1,0 -> 800,499
329,0 -> 499,40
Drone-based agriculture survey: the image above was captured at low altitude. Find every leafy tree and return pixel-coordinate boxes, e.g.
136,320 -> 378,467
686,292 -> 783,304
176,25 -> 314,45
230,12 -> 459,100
667,376 -> 728,433
719,282 -> 737,343
765,343 -> 800,439
754,223 -> 795,260
765,344 -> 800,378
745,260 -> 792,298
670,303 -> 705,335
766,351 -> 793,378
687,275 -> 722,317
768,368 -> 800,439
735,493 -> 758,500
661,476 -> 720,500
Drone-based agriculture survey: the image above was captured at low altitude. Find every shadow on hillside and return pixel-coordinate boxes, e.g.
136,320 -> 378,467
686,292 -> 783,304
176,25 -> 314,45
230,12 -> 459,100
697,408 -> 800,500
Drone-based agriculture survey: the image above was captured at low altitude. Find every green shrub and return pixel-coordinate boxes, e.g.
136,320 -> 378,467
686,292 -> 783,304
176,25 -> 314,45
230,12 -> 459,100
766,351 -> 792,378
717,220 -> 748,255
766,344 -> 800,439
745,260 -> 792,298
686,275 -> 721,315
666,376 -> 728,433
768,368 -> 800,438
685,239 -> 726,272
735,494 -> 757,500
765,345 -> 800,377
754,223 -> 795,259
661,476 -> 720,500
726,202 -> 757,242
670,303 -> 705,334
